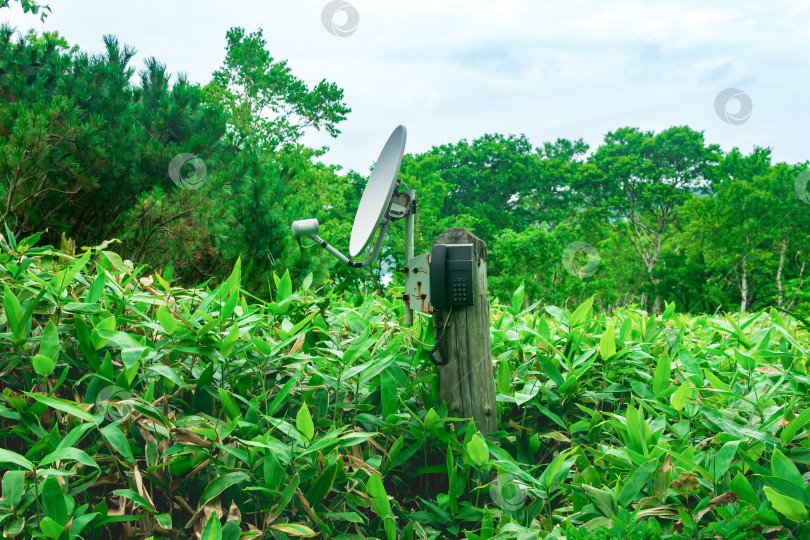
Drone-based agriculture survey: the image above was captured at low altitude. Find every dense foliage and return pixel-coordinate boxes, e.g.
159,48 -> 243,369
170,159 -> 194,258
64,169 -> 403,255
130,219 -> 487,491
4,2 -> 810,538
1,27 -> 809,316
0,25 -> 350,295
3,231 -> 810,539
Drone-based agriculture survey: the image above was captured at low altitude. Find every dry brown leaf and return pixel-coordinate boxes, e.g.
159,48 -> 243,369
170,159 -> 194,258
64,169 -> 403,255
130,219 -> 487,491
290,333 -> 306,355
190,499 -> 223,539
344,454 -> 381,478
107,495 -> 128,516
365,434 -> 388,458
171,428 -> 211,447
226,500 -> 241,523
756,364 -> 782,374
174,495 -> 195,515
132,466 -> 156,509
508,420 -> 531,433
536,430 -> 571,442
696,492 -> 738,521
198,500 -> 223,539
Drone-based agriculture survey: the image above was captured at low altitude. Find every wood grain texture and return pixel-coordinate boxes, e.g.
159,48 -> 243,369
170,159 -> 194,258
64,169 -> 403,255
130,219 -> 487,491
432,228 -> 497,438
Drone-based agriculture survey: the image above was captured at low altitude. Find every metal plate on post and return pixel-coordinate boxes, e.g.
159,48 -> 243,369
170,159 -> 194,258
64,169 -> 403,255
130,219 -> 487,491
406,252 -> 432,314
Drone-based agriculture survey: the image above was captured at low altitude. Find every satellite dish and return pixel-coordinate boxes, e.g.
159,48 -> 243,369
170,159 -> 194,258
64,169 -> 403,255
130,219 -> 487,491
291,124 -> 447,330
349,125 -> 407,257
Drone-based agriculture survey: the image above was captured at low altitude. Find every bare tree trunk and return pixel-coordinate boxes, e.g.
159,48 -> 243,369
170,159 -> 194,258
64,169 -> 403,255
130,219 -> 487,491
787,251 -> 807,312
776,237 -> 787,309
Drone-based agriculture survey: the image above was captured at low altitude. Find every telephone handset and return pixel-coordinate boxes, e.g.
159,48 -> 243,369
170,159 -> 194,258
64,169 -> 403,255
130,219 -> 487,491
429,244 -> 474,308
428,243 -> 474,365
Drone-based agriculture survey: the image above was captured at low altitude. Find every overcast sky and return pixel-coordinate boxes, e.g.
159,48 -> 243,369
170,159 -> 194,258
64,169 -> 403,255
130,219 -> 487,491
5,0 -> 809,174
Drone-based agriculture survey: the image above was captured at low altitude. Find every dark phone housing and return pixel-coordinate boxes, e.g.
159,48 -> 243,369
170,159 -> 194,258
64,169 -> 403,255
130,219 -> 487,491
429,244 -> 474,309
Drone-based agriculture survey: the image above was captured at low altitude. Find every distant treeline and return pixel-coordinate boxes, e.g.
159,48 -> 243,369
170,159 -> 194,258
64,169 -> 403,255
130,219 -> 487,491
2,26 -> 808,315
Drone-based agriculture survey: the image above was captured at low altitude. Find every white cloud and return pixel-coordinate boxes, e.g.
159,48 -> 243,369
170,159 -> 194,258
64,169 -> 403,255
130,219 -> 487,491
3,0 -> 808,174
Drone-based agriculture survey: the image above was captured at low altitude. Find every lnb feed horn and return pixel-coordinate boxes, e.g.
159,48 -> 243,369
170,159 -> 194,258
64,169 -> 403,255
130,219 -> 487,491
291,218 -> 319,238
291,217 -> 389,269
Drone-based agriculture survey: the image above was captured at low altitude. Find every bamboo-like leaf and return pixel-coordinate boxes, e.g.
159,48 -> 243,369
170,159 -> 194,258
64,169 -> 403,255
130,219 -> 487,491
100,425 -> 134,463
1,470 -> 25,508
511,282 -> 525,314
730,472 -> 759,507
709,440 -> 740,482
764,487 -> 808,522
26,393 -> 96,423
156,306 -> 178,335
568,296 -> 594,328
201,472 -> 250,504
467,434 -> 488,467
148,365 -> 187,388
42,477 -> 67,525
276,269 -> 293,302
218,388 -> 241,421
771,448 -> 804,487
0,449 -> 33,471
618,458 -> 657,507
652,352 -> 671,397
600,324 -> 616,360
270,523 -> 318,537
366,474 -> 391,517
3,284 -> 22,337
296,403 -> 314,441
220,324 -> 240,358
31,354 -> 55,377
496,360 -> 512,395
40,446 -> 99,469
201,513 -> 223,540
780,408 -> 810,445
40,320 -> 59,360
670,382 -> 692,412
112,488 -> 154,511
380,370 -> 397,419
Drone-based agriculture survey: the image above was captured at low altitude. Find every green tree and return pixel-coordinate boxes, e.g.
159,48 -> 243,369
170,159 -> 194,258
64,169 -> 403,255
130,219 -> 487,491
584,126 -> 721,313
412,133 -> 540,242
390,135 -> 590,301
0,0 -> 50,21
763,162 -> 810,311
680,148 -> 780,314
194,26 -> 353,294
206,26 -> 351,150
0,28 -> 225,246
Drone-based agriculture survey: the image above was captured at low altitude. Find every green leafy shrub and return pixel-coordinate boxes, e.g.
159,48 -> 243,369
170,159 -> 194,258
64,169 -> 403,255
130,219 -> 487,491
2,229 -> 810,539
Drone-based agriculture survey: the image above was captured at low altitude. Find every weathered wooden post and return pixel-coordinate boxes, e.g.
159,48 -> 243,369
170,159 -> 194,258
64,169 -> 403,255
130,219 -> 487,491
431,228 -> 497,438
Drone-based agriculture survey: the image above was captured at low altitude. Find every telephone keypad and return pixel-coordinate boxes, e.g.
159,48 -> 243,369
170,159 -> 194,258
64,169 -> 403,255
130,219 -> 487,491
452,278 -> 467,303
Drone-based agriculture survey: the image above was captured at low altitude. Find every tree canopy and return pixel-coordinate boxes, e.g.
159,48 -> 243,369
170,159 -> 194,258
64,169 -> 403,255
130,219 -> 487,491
1,25 -> 808,316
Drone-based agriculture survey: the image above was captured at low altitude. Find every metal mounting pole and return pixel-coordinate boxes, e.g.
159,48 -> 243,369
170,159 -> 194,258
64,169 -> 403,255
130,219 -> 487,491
404,188 -> 415,327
